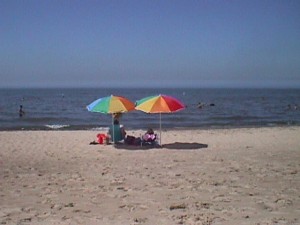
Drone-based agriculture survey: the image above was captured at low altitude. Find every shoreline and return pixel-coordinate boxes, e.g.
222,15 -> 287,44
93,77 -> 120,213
1,126 -> 299,224
1,124 -> 299,132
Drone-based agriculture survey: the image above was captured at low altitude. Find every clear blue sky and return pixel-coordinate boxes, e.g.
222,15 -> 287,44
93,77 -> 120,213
1,0 -> 300,88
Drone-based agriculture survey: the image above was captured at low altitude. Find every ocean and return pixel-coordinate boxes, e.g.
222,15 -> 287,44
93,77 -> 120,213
0,88 -> 299,131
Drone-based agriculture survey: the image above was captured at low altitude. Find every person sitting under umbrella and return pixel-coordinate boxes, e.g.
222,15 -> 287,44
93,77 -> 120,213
141,128 -> 158,146
107,118 -> 126,143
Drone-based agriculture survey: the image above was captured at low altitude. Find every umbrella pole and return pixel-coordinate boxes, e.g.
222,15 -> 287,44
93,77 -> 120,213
112,115 -> 115,145
159,113 -> 162,146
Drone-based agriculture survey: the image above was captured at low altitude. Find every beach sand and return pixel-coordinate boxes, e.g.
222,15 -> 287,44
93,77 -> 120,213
0,127 -> 299,225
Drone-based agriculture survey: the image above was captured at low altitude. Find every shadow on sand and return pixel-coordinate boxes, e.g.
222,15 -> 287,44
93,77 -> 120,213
114,142 -> 208,150
162,142 -> 208,150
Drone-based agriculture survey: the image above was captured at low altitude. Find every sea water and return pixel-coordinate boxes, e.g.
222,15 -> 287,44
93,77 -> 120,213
0,88 -> 299,130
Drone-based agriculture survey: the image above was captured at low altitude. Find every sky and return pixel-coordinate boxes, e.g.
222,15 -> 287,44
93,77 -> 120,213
1,0 -> 300,88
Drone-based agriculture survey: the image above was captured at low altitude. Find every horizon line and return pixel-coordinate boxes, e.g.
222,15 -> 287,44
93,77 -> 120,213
1,85 -> 300,89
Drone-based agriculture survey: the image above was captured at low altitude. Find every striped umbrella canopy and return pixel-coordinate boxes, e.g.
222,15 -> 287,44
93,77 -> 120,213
135,94 -> 185,145
87,95 -> 135,113
87,95 -> 135,143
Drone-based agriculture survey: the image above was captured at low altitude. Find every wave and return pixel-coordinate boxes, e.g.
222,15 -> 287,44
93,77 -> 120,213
45,124 -> 70,129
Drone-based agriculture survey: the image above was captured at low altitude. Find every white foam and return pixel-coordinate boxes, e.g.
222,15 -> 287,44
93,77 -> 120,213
45,124 -> 70,129
91,127 -> 109,131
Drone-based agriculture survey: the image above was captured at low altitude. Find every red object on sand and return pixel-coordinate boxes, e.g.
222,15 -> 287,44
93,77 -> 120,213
97,133 -> 107,144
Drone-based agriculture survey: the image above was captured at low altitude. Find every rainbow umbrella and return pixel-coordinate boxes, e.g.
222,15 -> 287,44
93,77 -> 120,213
87,95 -> 135,143
135,94 -> 185,145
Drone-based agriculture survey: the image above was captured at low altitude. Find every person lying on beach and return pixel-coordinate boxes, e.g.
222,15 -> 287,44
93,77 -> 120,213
123,128 -> 157,146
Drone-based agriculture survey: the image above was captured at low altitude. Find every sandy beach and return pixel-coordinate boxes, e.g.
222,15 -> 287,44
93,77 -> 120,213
0,127 -> 299,225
